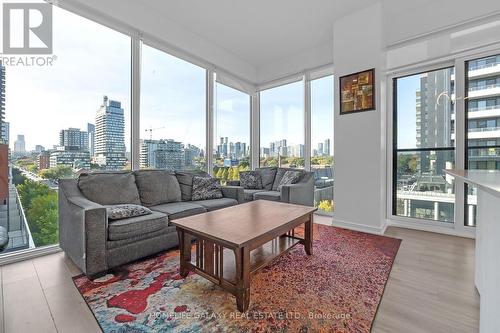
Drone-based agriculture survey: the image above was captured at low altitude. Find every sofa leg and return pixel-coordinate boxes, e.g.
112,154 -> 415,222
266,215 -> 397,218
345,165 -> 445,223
87,270 -> 109,280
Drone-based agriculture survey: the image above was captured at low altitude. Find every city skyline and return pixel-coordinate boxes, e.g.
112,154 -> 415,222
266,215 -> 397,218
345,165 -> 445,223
3,6 -> 333,153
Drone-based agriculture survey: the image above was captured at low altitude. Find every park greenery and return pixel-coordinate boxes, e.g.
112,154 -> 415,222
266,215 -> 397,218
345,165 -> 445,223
12,168 -> 59,247
397,154 -> 418,175
39,165 -> 74,181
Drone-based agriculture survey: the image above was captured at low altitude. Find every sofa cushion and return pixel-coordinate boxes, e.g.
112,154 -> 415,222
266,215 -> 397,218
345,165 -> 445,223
175,171 -> 210,201
105,204 -> 152,221
150,202 -> 207,220
134,170 -> 181,206
192,198 -> 238,211
258,167 -> 277,191
277,170 -> 303,191
253,191 -> 281,202
243,189 -> 265,201
108,211 -> 168,241
191,176 -> 223,201
78,172 -> 141,205
239,171 -> 263,189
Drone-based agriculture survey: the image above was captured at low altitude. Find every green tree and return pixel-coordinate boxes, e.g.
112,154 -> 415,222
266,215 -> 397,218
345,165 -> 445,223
26,192 -> 58,246
233,167 -> 240,180
222,167 -> 229,180
227,167 -> 235,180
17,180 -> 52,209
12,168 -> 27,186
216,168 -> 224,179
39,165 -> 73,181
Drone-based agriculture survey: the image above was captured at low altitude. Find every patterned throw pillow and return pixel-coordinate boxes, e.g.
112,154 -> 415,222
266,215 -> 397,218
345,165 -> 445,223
105,204 -> 153,220
191,176 -> 223,201
277,170 -> 303,192
240,171 -> 263,189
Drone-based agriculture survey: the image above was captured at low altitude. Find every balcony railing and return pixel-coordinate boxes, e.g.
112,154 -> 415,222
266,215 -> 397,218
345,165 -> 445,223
469,83 -> 500,92
468,126 -> 500,133
469,105 -> 500,112
469,61 -> 500,71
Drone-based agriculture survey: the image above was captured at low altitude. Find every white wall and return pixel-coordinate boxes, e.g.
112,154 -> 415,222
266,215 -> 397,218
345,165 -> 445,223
382,0 -> 500,46
332,2 -> 386,234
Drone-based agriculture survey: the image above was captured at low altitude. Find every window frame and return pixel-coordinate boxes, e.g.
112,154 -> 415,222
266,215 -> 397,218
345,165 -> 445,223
387,47 -> 500,237
391,65 -> 457,225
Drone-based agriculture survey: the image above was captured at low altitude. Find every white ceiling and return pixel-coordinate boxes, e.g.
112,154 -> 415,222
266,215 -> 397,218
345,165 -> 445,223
134,0 -> 377,68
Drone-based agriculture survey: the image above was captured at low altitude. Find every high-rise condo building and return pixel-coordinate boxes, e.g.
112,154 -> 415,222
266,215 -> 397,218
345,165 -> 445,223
0,62 -> 5,145
324,139 -> 331,156
14,135 -> 26,153
87,123 -> 95,157
1,122 -> 9,145
95,96 -> 126,170
416,68 -> 454,174
140,139 -> 183,170
465,54 -> 500,170
59,128 -> 88,150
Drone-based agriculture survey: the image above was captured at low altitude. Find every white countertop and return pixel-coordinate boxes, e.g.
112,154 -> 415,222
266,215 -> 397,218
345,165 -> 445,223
444,169 -> 500,197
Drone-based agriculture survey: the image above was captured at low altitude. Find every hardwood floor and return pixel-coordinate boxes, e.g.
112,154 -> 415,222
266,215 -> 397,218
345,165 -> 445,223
0,217 -> 479,332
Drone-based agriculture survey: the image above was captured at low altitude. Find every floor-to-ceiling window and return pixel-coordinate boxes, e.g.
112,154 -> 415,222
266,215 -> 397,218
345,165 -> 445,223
140,44 -> 206,172
311,75 -> 334,215
213,83 -> 250,182
259,80 -> 304,168
393,67 -> 456,223
465,54 -> 500,226
0,2 -> 131,254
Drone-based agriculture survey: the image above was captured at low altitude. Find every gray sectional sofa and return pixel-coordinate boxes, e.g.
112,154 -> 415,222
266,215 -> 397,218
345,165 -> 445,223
228,167 -> 315,207
59,170 -> 243,278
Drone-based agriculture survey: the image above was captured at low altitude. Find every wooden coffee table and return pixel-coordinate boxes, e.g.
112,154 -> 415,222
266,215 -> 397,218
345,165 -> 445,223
171,200 -> 317,312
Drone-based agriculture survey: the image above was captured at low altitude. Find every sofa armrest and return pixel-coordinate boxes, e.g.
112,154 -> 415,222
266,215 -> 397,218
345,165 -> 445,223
221,185 -> 244,204
280,183 -> 314,206
59,180 -> 108,278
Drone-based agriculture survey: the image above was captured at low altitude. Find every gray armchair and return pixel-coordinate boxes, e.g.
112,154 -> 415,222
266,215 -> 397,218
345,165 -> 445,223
229,167 -> 315,206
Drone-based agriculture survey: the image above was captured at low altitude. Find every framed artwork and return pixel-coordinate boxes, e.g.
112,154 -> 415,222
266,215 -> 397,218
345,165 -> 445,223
339,68 -> 375,115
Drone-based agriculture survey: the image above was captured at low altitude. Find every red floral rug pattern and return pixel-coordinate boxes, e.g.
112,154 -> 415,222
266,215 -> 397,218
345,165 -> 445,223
73,225 -> 401,332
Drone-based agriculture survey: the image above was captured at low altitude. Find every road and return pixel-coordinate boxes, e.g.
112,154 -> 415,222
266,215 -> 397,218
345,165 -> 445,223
12,166 -> 59,191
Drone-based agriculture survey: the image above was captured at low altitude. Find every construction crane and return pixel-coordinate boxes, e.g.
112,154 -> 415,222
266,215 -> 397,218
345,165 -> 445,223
145,126 -> 165,140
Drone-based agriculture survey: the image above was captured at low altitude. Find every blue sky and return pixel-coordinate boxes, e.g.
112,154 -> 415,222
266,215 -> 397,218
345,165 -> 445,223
4,4 -> 334,155
396,75 -> 420,149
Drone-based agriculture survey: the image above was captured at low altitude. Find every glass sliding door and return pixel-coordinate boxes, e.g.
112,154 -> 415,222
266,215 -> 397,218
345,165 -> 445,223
259,81 -> 304,168
311,75 -> 334,215
213,83 -> 251,182
393,67 -> 456,223
465,54 -> 500,226
0,2 -> 131,254
140,44 -> 206,172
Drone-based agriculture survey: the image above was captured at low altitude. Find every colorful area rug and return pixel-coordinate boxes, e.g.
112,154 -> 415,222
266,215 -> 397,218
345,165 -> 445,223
73,225 -> 401,332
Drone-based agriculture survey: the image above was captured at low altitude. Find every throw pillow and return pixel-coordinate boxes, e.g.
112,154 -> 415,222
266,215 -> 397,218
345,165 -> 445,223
258,167 -> 277,191
191,176 -> 223,201
240,171 -> 263,189
272,168 -> 288,191
175,171 -> 211,201
105,204 -> 153,220
277,170 -> 303,192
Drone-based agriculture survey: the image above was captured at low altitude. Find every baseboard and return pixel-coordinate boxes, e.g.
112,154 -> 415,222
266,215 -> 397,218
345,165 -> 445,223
331,218 -> 386,235
386,220 -> 476,239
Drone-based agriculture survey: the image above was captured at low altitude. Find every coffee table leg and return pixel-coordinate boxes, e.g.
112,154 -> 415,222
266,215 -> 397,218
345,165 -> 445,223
305,213 -> 313,255
235,247 -> 251,312
177,229 -> 191,278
